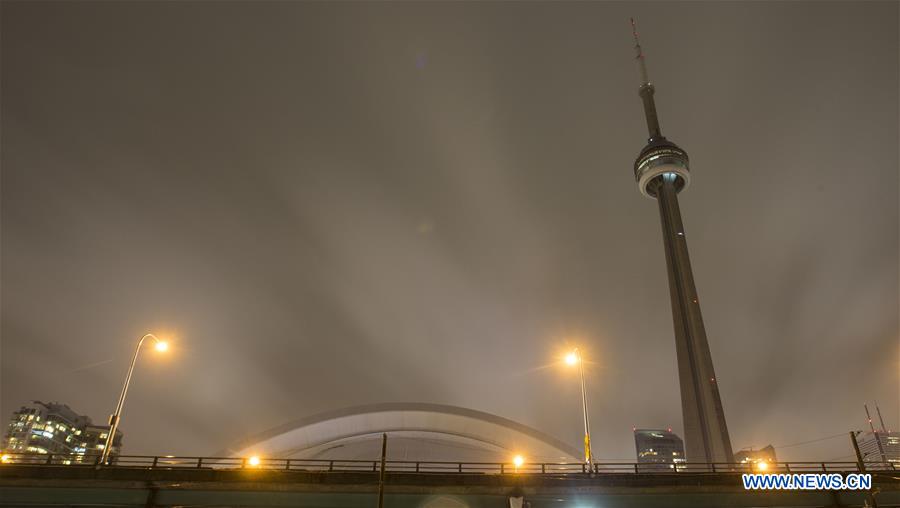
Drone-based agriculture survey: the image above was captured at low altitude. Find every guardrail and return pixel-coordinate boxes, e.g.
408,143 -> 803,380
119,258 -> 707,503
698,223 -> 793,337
0,452 -> 896,474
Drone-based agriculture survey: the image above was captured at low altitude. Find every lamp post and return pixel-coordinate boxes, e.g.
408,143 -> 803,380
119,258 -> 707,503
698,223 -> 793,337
99,333 -> 168,465
565,348 -> 593,465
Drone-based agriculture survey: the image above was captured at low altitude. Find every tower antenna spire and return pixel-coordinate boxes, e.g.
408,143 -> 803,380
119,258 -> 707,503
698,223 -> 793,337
630,17 -> 650,86
630,18 -> 662,140
865,404 -> 877,433
875,402 -> 888,432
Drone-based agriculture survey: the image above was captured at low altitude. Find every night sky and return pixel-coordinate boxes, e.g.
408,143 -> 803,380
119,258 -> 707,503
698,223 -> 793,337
2,1 -> 897,463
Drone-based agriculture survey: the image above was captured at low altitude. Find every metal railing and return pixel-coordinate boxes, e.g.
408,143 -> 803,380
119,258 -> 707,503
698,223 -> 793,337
1,452 -> 897,475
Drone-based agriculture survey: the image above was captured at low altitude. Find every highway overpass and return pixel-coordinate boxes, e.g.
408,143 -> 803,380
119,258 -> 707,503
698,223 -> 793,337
1,456 -> 899,507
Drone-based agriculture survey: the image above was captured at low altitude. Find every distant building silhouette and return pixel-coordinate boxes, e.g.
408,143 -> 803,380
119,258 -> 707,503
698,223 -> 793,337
1,400 -> 122,463
634,429 -> 685,470
857,403 -> 900,466
857,432 -> 900,466
734,445 -> 777,465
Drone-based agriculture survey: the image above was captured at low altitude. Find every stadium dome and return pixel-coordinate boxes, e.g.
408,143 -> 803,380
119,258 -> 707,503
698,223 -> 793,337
227,403 -> 581,463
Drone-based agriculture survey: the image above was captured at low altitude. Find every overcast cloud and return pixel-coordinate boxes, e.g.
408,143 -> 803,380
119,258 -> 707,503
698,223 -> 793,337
1,1 -> 897,462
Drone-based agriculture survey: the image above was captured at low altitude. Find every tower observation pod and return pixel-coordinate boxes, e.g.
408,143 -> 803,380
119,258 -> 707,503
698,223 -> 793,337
629,19 -> 734,465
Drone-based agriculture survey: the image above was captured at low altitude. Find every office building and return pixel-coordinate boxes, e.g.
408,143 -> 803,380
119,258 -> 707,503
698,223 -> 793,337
734,445 -> 777,465
634,428 -> 685,469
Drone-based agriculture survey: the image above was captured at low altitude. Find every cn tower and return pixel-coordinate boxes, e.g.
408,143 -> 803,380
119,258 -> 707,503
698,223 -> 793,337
629,20 -> 734,464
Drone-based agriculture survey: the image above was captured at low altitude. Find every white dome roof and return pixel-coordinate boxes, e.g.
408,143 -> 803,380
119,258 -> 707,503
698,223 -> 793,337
228,403 -> 580,463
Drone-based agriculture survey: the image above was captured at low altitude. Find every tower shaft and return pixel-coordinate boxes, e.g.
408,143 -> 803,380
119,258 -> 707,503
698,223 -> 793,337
630,18 -> 733,464
654,176 -> 733,464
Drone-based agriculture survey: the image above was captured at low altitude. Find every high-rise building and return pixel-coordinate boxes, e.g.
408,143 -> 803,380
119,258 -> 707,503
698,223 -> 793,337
628,20 -> 734,464
734,445 -> 777,465
1,401 -> 122,463
857,431 -> 900,466
854,404 -> 900,467
634,429 -> 685,470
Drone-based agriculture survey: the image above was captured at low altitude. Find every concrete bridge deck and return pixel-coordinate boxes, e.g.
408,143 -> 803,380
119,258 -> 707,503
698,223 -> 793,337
2,464 -> 900,508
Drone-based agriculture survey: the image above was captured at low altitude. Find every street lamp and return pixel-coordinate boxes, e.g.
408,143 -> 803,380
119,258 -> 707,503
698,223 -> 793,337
100,333 -> 168,465
566,348 -> 593,466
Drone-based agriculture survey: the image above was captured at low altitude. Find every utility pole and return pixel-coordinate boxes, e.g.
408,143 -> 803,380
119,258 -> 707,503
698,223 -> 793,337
377,433 -> 387,508
851,431 -> 878,508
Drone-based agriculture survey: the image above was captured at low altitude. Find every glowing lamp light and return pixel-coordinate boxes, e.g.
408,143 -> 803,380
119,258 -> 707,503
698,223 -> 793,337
154,341 -> 169,353
0,454 -> 10,464
565,352 -> 579,366
513,455 -> 525,471
248,456 -> 261,467
756,461 -> 769,471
